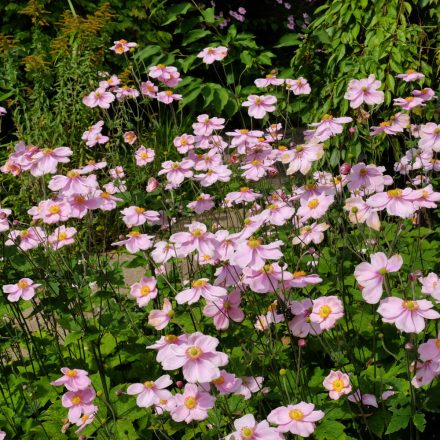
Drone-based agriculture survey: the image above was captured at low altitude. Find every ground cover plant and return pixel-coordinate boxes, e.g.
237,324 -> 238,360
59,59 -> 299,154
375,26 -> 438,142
1,1 -> 440,439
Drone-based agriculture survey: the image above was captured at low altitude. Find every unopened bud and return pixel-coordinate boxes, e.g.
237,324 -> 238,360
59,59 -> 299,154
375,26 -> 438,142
298,338 -> 306,347
339,163 -> 351,175
176,380 -> 184,388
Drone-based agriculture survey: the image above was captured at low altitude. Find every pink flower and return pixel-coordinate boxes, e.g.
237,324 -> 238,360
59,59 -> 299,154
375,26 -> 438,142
82,88 -> 115,109
112,231 -> 153,253
48,226 -> 77,250
285,271 -> 322,288
151,240 -> 182,263
396,69 -> 425,82
135,146 -> 155,166
194,165 -> 232,187
393,96 -> 425,110
308,115 -> 352,142
347,163 -> 390,192
146,177 -> 159,193
344,75 -> 384,108
5,227 -> 46,250
82,121 -> 109,147
121,206 -> 160,227
197,46 -> 228,64
62,387 -> 96,423
49,170 -> 98,196
292,222 -> 329,246
3,278 -> 41,302
243,263 -> 292,293
226,187 -> 261,205
255,74 -> 284,87
110,39 -> 137,54
160,332 -> 228,383
127,375 -> 172,408
231,238 -> 283,270
39,200 -> 71,224
176,279 -> 227,305
419,123 -> 440,152
203,290 -> 244,330
354,252 -> 403,304
130,276 -> 158,307
0,107 -> 6,116
411,360 -> 440,388
240,159 -> 273,181
158,159 -> 194,186
407,184 -> 440,209
419,273 -> 440,301
242,95 -> 277,119
418,334 -> 440,363
211,370 -> 242,395
367,188 -> 416,218
187,194 -> 215,214
348,389 -> 378,407
157,90 -> 182,104
123,131 -> 137,145
284,142 -> 324,175
173,134 -> 195,154
226,413 -> 283,439
31,147 -> 73,175
267,402 -> 324,436
296,194 -> 334,221
192,114 -> 225,136
140,80 -> 158,98
323,371 -> 352,400
289,298 -> 323,337
310,296 -> 344,330
170,222 -> 218,257
285,77 -> 311,95
148,65 -> 181,86
51,368 -> 91,391
377,297 -> 440,333
99,74 -> 120,88
370,112 -> 410,136
412,88 -> 435,102
74,408 -> 97,434
344,198 -> 381,231
170,383 -> 215,423
0,207 -> 11,232
148,299 -> 173,330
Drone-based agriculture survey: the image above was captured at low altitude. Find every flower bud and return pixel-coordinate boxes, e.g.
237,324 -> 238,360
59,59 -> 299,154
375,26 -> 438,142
279,368 -> 287,376
298,338 -> 306,347
409,270 -> 422,282
146,177 -> 159,193
339,163 -> 351,175
176,380 -> 184,388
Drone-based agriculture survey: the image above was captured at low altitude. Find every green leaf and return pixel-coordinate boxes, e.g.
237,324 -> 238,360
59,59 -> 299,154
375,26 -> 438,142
182,30 -> 211,46
315,420 -> 346,440
316,29 -> 331,45
275,33 -> 301,48
100,333 -> 117,356
201,7 -> 215,23
385,407 -> 411,434
182,85 -> 202,106
240,50 -> 253,66
367,409 -> 391,437
64,331 -> 83,346
162,2 -> 192,25
213,88 -> 229,113
413,413 -> 426,432
134,45 -> 161,62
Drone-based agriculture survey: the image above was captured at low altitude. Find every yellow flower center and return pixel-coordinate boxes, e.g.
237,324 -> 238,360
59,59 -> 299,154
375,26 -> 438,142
361,86 -> 367,91
240,187 -> 250,192
387,189 -> 402,198
49,205 -> 61,214
58,232 -> 68,241
18,280 -> 29,289
307,198 -> 319,209
212,375 -> 225,385
140,286 -> 151,296
100,192 -> 110,199
359,168 -> 368,176
322,114 -> 332,120
380,121 -> 391,127
186,346 -> 202,359
192,228 -> 204,237
289,409 -> 304,420
241,427 -> 254,439
405,96 -> 414,102
251,160 -> 262,166
65,370 -> 78,378
319,305 -> 332,319
20,230 -> 30,238
165,90 -> 173,96
223,301 -> 231,309
42,148 -> 53,154
406,69 -> 416,73
71,396 -> 82,405
74,196 -> 85,203
129,231 -> 141,237
143,381 -> 155,389
157,64 -> 166,68
165,334 -> 177,343
240,129 -> 249,134
184,396 -> 197,409
332,378 -> 345,392
293,271 -> 307,278
435,339 -> 440,349
247,238 -> 262,248
378,268 -> 387,275
67,171 -> 79,178
403,300 -> 418,310
135,207 -> 145,213
192,279 -> 208,288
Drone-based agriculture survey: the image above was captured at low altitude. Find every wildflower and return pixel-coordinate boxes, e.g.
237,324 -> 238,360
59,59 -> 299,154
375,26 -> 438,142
412,88 -> 435,102
127,375 -> 172,408
48,226 -> 77,250
194,166 -> 232,187
292,222 -> 329,246
377,297 -> 440,333
226,414 -> 283,439
5,227 -> 46,250
82,121 -> 109,147
62,387 -> 96,423
110,39 -> 137,54
156,90 -> 182,104
242,95 -> 277,119
99,74 -> 120,89
160,332 -> 228,383
158,159 -> 194,186
354,252 -> 403,304
123,131 -> 137,145
418,334 -> 440,363
367,188 -> 416,218
148,299 -> 173,330
267,402 -> 324,436
211,370 -> 242,395
134,146 -> 155,166
169,383 -> 215,423
243,263 -> 292,293
285,77 -> 311,95
419,123 -> 440,152
288,298 -> 323,337
3,278 -> 41,302
226,187 -> 261,205
395,69 -> 425,82
48,170 -> 98,196
296,194 -> 334,221
344,75 -> 384,108
148,65 -> 181,86
130,277 -> 158,307
51,368 -> 92,391
146,177 -> 159,193
348,390 -> 378,407
344,198 -> 381,231
176,279 -> 227,305
192,114 -> 225,136
411,360 -> 440,388
285,271 -> 322,288
187,194 -> 215,214
255,74 -> 284,88
173,134 -> 195,154
323,371 -> 352,400
231,238 -> 283,270
408,184 -> 440,209
150,240 -> 182,263
74,409 -> 97,434
121,206 -> 160,227
0,107 -> 6,116
393,96 -> 425,111
170,222 -> 218,257
419,273 -> 440,301
308,114 -> 352,142
31,147 -> 73,175
0,207 -> 12,232
140,80 -> 158,98
347,163 -> 391,192
310,296 -> 344,330
82,88 -> 115,109
284,142 -> 324,175
197,46 -> 228,64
